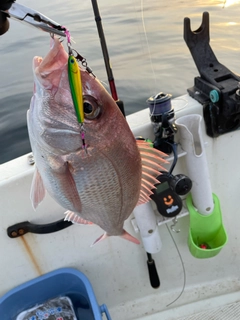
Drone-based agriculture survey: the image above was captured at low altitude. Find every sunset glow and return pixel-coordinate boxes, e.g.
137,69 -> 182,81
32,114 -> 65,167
221,0 -> 240,7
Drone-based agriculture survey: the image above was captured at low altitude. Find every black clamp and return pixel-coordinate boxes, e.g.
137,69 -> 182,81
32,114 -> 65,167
184,12 -> 240,137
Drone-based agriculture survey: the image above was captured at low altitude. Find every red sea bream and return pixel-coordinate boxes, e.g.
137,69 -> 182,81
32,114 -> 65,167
27,37 -> 168,244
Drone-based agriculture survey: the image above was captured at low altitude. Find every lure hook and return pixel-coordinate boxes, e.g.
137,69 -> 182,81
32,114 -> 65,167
80,124 -> 88,153
67,42 -> 73,56
71,49 -> 96,78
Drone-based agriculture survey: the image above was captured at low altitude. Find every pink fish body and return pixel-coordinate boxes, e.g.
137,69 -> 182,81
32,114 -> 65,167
27,38 -> 167,244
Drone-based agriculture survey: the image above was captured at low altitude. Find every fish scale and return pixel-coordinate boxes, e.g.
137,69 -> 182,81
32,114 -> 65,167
27,37 -> 168,244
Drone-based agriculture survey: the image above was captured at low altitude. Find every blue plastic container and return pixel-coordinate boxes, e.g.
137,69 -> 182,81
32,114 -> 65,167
0,268 -> 111,320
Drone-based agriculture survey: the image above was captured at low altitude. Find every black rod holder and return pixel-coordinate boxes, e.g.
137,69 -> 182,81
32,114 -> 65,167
184,12 -> 240,137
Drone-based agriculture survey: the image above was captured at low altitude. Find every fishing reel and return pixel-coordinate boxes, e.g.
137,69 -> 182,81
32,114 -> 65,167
151,172 -> 192,218
147,92 -> 177,154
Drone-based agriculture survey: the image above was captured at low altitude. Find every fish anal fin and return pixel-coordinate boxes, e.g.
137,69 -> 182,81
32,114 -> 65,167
138,193 -> 151,204
137,190 -> 153,206
138,199 -> 147,205
136,140 -> 168,206
30,168 -> 46,210
64,211 -> 93,225
136,140 -> 168,161
142,165 -> 161,177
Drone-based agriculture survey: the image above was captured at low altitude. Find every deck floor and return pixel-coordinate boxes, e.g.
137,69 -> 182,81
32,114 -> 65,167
178,300 -> 240,320
133,290 -> 240,320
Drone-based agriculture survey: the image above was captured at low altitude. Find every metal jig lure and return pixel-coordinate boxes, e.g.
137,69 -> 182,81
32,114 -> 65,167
64,28 -> 89,152
68,54 -> 85,124
65,29 -> 84,124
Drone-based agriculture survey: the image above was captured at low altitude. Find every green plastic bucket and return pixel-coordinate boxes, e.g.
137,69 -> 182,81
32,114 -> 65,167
186,193 -> 228,259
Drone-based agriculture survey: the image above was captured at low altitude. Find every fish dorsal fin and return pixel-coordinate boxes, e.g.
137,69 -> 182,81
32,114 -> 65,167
136,140 -> 168,206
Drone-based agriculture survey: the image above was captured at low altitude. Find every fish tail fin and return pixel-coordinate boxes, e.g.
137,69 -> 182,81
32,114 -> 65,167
91,230 -> 140,247
136,140 -> 168,206
121,230 -> 140,244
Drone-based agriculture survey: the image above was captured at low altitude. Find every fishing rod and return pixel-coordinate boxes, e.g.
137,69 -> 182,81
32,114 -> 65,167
91,0 -> 125,117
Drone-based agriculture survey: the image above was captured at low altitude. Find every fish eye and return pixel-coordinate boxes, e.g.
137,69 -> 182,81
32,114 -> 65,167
83,102 -> 93,114
83,95 -> 101,120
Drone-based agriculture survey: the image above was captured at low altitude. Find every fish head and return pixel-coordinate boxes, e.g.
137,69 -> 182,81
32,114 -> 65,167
31,37 -> 124,155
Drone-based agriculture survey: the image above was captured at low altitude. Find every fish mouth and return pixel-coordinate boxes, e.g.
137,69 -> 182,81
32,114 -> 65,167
33,56 -> 43,69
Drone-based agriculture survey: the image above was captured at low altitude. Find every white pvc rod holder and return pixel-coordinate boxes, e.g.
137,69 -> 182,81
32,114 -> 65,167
176,114 -> 214,215
133,202 -> 162,254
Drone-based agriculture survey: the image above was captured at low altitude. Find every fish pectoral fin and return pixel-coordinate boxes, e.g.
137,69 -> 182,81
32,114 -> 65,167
64,211 -> 93,225
136,140 -> 168,206
53,160 -> 82,212
30,168 -> 46,210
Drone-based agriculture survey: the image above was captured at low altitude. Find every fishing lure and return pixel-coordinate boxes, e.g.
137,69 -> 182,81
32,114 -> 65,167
68,54 -> 84,123
64,28 -> 96,151
65,29 -> 84,124
63,28 -> 88,152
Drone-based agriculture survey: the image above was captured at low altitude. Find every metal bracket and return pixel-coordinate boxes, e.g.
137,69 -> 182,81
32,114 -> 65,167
7,219 -> 73,238
184,12 -> 240,137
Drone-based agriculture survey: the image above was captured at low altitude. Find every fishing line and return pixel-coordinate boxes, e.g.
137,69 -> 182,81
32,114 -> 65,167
140,0 -> 158,91
173,96 -> 189,113
130,0 -> 154,97
139,1 -> 190,116
99,80 -> 109,88
140,0 -> 159,116
165,222 -> 186,307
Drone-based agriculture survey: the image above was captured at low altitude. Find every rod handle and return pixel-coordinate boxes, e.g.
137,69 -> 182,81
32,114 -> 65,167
147,253 -> 160,289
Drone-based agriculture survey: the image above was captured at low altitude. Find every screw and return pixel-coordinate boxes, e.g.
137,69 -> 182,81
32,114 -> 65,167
27,153 -> 35,165
18,229 -> 25,235
11,231 -> 18,237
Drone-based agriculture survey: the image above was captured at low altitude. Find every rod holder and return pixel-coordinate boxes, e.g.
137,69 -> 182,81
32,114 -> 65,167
133,202 -> 162,254
186,193 -> 228,258
176,114 -> 214,215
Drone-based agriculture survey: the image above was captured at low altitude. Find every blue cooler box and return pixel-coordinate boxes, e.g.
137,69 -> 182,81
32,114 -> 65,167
0,268 -> 111,320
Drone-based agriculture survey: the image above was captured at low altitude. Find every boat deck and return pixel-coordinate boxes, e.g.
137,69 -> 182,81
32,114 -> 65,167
1,95 -> 240,319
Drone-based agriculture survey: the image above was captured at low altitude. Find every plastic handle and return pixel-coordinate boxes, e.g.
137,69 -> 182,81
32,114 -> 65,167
100,304 -> 112,320
7,219 -> 72,238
